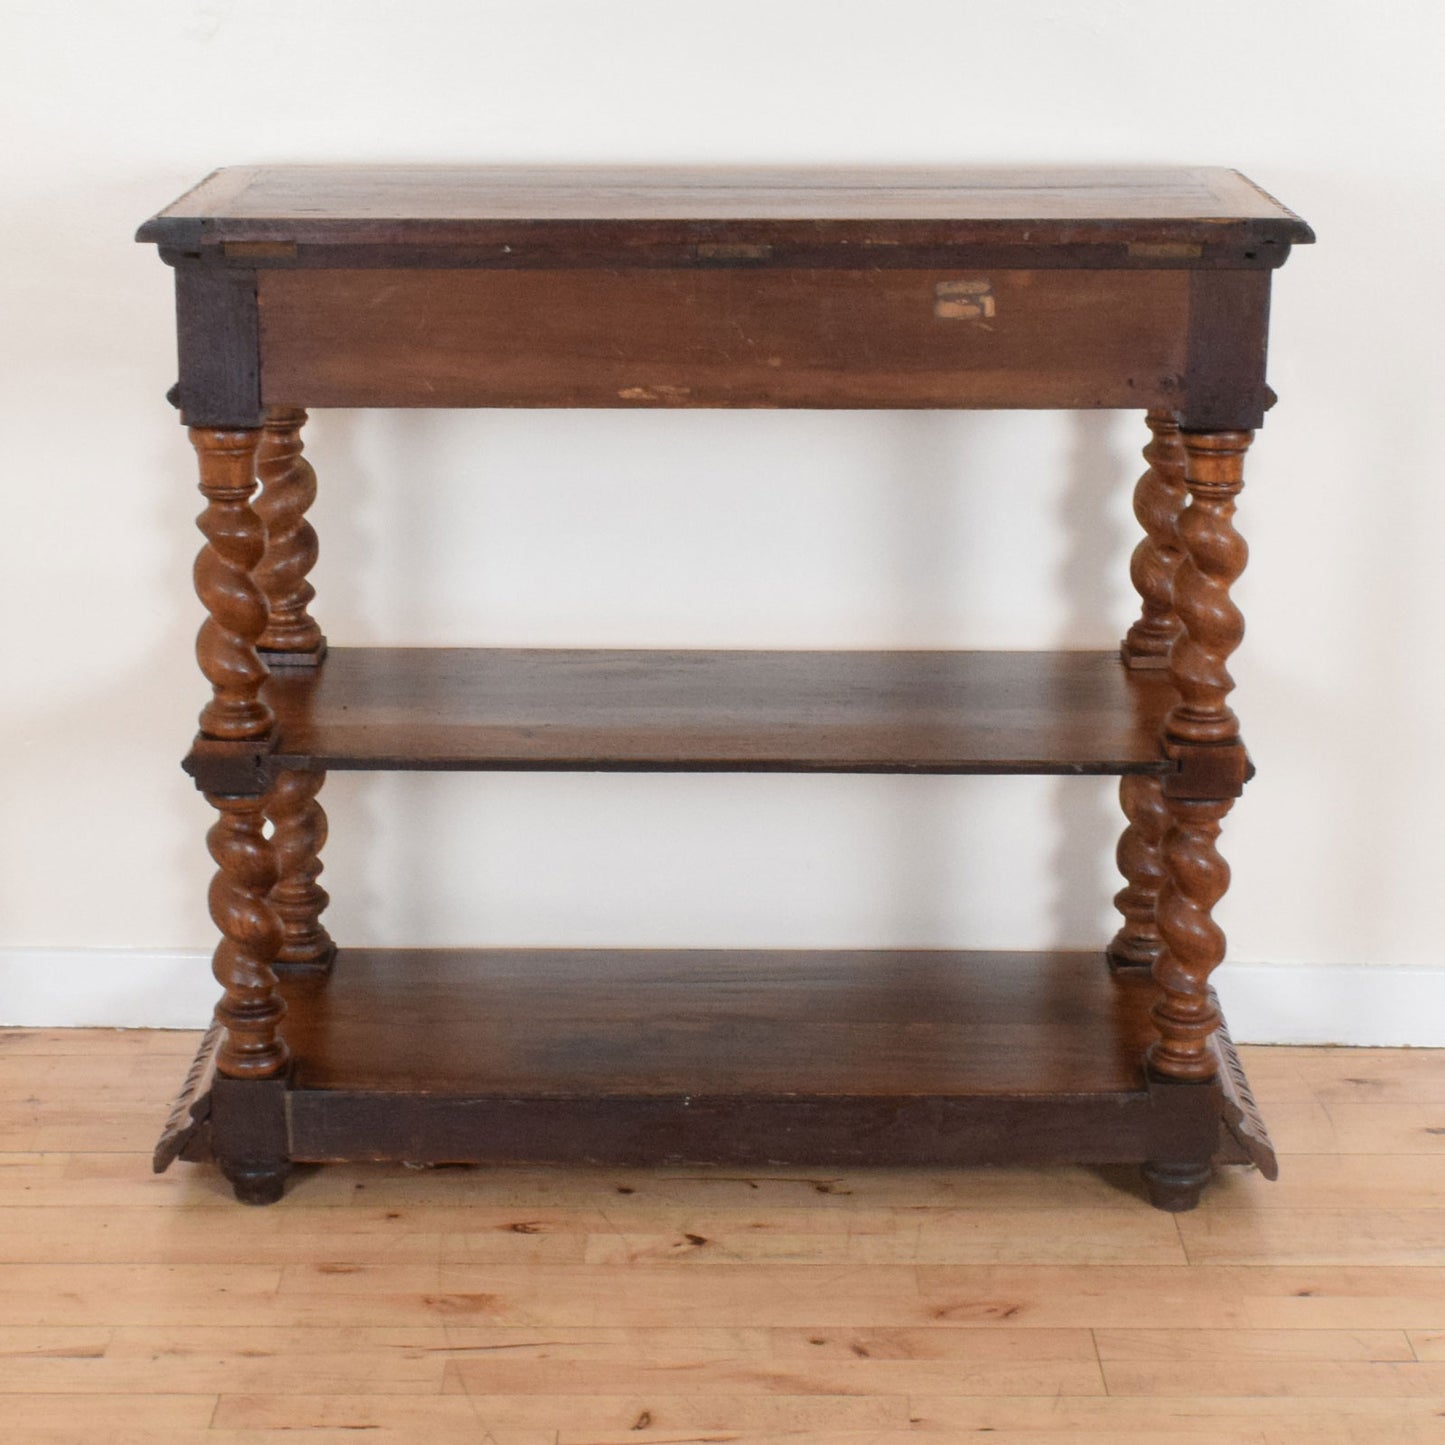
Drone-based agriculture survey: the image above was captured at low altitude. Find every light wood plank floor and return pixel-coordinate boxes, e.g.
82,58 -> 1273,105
1,1030 -> 1443,1444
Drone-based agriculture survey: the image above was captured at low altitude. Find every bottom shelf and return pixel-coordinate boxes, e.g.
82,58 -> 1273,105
182,947 -> 1253,1173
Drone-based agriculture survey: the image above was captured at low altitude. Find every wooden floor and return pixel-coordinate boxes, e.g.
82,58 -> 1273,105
1,1030 -> 1443,1444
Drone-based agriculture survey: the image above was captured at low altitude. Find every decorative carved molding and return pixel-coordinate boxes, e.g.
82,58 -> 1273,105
190,427 -> 273,740
204,792 -> 288,1079
1121,410 -> 1187,669
1210,988 -> 1279,1179
152,1018 -> 220,1172
1108,773 -> 1169,969
267,770 -> 335,969
255,406 -> 324,660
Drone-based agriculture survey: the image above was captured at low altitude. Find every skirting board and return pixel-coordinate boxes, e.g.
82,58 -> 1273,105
0,949 -> 1442,1047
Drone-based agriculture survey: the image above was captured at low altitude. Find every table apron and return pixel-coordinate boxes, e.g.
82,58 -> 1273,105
254,265 -> 1201,412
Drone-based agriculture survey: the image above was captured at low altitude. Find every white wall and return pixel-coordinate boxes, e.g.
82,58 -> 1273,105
2,0 -> 1443,1038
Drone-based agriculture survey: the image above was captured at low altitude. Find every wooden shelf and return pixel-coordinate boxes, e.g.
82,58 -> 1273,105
247,647 -> 1178,777
272,948 -> 1193,1168
145,166 -> 1305,1208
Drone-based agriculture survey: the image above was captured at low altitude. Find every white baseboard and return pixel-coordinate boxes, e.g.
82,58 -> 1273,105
1213,962 -> 1445,1048
0,950 -> 219,1030
1,949 -> 1442,1047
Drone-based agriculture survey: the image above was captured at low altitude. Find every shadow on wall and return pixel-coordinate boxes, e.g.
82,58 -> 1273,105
302,406 -> 1137,953
869,410 -> 1131,952
1053,411 -> 1133,946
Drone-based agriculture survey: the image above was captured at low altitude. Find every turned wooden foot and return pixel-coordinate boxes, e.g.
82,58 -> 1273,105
220,1158 -> 291,1205
1142,1159 -> 1211,1212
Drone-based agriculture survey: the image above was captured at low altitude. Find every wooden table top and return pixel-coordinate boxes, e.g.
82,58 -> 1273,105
137,164 -> 1313,250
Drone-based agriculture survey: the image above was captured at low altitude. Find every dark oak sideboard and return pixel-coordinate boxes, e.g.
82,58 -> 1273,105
138,165 -> 1312,1209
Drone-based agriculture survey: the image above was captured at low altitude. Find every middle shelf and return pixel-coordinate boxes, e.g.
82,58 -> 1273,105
241,647 -> 1179,777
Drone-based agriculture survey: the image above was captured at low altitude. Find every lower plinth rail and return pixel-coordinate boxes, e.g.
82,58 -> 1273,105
157,947 -> 1273,1211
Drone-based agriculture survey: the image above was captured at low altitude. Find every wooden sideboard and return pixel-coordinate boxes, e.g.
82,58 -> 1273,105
139,165 -> 1311,1208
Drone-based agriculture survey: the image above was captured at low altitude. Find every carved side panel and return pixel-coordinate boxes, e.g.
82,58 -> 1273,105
1210,989 -> 1279,1179
1107,773 -> 1169,970
205,792 -> 288,1079
1121,410 -> 1187,669
191,427 -> 273,740
153,1019 -> 221,1172
255,406 -> 325,661
267,770 -> 335,969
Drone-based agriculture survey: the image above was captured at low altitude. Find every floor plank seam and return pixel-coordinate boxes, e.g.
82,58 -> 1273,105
1089,1326 -> 1110,1397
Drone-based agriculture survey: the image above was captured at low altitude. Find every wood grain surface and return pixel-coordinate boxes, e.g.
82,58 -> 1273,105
248,647 -> 1179,776
273,948 -> 1157,1098
0,1030 -> 1441,1442
257,265 -> 1190,411
137,164 -> 1314,250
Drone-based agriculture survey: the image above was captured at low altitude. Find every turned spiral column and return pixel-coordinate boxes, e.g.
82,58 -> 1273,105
205,792 -> 287,1078
1111,413 -> 1189,971
1148,430 -> 1251,1083
252,413 -> 334,969
1121,410 -> 1187,669
267,770 -> 335,969
191,426 -> 286,1082
1150,798 -> 1233,1082
1107,773 -> 1170,970
255,406 -> 325,661
191,427 -> 273,740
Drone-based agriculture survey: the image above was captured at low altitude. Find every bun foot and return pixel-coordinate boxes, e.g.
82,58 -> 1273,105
221,1159 -> 290,1205
1142,1160 -> 1211,1212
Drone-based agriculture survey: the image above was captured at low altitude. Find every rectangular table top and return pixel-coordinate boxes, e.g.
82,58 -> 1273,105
137,164 -> 1312,251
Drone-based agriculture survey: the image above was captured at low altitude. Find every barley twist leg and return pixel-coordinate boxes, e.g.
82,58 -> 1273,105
190,427 -> 273,741
1121,410 -> 1187,668
255,406 -> 324,661
205,792 -> 287,1079
267,770 -> 335,970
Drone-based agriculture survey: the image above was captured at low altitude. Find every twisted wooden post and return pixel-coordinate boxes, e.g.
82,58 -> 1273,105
1107,773 -> 1169,970
205,792 -> 287,1079
255,406 -> 325,661
1148,430 -> 1251,1083
267,770 -> 335,969
1150,798 -> 1233,1082
1121,410 -> 1187,669
253,410 -> 333,968
191,428 -> 273,740
1111,413 -> 1189,971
